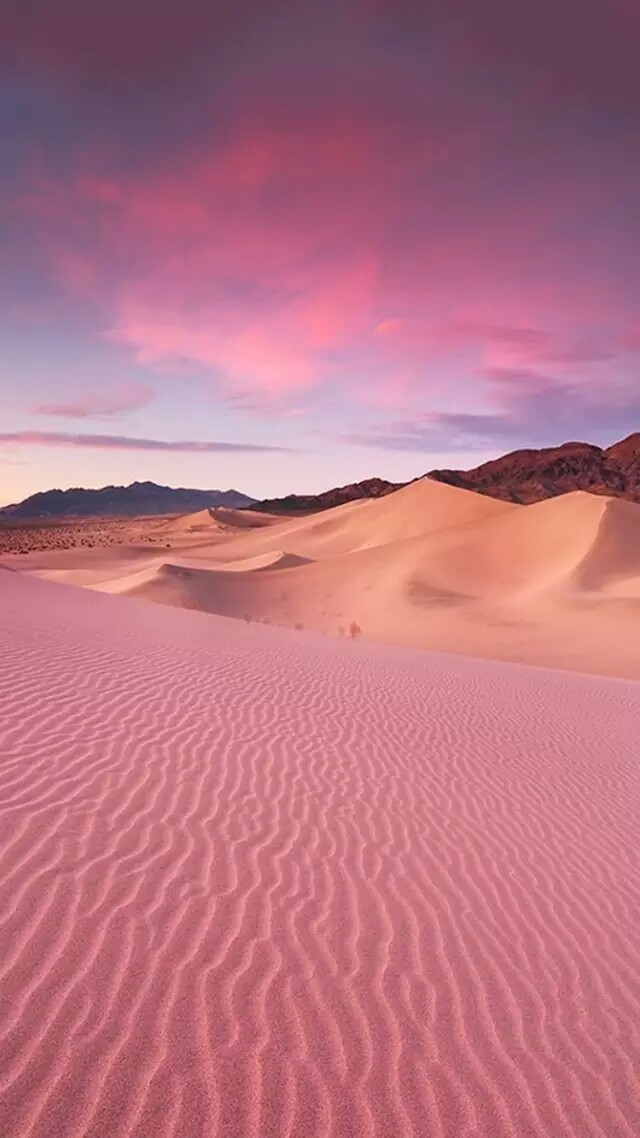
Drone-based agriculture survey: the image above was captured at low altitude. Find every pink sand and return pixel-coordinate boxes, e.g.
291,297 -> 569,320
0,570 -> 638,1137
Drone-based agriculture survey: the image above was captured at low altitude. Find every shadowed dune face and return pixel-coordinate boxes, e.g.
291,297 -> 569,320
2,481 -> 640,677
0,573 -> 638,1137
217,551 -> 312,572
574,498 -> 640,592
210,507 -> 280,529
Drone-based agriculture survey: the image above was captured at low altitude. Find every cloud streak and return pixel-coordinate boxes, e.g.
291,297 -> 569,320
32,382 -> 155,419
0,431 -> 291,453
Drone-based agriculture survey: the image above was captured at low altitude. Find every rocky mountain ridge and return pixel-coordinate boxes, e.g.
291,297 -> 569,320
251,477 -> 404,513
5,433 -> 640,520
1,481 -> 255,519
428,433 -> 640,504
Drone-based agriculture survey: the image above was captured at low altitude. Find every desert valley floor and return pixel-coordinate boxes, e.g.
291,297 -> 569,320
1,480 -> 639,1136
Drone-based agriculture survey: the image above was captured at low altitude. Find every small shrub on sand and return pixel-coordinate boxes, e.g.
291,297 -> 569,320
293,622 -> 304,631
349,621 -> 362,640
243,614 -> 252,624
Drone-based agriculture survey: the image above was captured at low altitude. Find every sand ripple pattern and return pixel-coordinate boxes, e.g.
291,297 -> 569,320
0,573 -> 638,1137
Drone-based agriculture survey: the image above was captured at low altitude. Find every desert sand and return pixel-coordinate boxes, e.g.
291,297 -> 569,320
3,479 -> 640,678
0,569 -> 638,1137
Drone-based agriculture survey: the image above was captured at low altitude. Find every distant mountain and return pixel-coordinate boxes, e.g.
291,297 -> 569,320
251,433 -> 640,514
0,481 -> 256,519
427,433 -> 640,504
10,433 -> 639,521
251,477 -> 404,514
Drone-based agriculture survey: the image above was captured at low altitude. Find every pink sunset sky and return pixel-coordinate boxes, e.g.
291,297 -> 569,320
1,1 -> 640,501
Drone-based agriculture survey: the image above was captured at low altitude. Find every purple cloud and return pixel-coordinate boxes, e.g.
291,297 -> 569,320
0,431 -> 291,453
344,370 -> 640,453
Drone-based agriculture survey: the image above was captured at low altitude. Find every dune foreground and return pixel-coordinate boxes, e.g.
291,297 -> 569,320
0,570 -> 638,1137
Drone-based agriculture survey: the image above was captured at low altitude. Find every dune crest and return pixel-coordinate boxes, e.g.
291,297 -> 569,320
161,507 -> 224,532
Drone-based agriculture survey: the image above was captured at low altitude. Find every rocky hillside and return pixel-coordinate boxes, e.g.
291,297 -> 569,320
251,477 -> 404,514
427,433 -> 640,504
254,433 -> 640,514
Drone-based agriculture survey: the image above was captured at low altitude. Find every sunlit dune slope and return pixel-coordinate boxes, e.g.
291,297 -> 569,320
102,488 -> 640,677
230,475 -> 516,559
156,506 -> 279,535
117,488 -> 640,611
398,490 -> 640,602
4,482 -> 640,677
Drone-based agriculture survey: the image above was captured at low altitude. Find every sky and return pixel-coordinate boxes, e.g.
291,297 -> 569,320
1,1 -> 640,502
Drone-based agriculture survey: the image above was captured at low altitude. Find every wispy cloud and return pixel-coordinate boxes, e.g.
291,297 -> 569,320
32,382 -> 155,419
0,431 -> 291,453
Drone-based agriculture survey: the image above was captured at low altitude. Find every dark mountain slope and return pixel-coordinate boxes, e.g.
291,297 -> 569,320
1,481 -> 255,519
427,434 -> 640,504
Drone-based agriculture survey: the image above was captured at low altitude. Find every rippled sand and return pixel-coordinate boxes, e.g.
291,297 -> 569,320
0,570 -> 638,1137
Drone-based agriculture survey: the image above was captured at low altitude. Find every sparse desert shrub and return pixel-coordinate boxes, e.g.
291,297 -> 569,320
349,621 -> 362,640
244,613 -> 252,623
293,622 -> 304,631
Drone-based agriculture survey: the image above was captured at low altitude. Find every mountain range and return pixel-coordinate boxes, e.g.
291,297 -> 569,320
3,433 -> 640,519
428,433 -> 640,504
252,477 -> 403,514
0,481 -> 255,519
251,432 -> 640,512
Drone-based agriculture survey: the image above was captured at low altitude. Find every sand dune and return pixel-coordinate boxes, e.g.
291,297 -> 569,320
0,573 -> 638,1137
3,482 -> 640,677
157,477 -> 514,565
224,476 -> 516,560
210,550 -> 312,573
158,506 -> 280,536
407,490 -> 640,602
97,552 -> 311,601
210,506 -> 282,529
82,489 -> 640,678
157,506 -> 229,534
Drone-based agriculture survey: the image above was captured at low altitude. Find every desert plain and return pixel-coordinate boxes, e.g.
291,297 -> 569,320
0,478 -> 639,1136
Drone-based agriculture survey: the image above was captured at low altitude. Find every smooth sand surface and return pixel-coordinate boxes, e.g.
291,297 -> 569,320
3,481 -> 640,677
0,570 -> 638,1137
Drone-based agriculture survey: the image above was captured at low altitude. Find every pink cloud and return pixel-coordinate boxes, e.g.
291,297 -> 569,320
112,251 -> 382,394
15,118 -> 636,418
5,11 -> 639,431
7,73 -> 476,404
